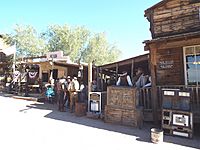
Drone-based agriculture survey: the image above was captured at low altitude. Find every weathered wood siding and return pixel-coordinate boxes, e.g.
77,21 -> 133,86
149,0 -> 200,38
155,47 -> 185,85
104,86 -> 139,126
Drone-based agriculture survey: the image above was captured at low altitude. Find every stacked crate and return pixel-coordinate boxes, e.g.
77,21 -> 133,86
162,89 -> 193,138
104,86 -> 140,127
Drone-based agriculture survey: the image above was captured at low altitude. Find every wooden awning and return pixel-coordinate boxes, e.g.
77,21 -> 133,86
144,31 -> 200,44
98,53 -> 150,76
143,31 -> 200,51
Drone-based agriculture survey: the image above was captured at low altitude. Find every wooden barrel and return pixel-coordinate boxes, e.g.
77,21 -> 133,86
151,128 -> 163,143
75,102 -> 86,117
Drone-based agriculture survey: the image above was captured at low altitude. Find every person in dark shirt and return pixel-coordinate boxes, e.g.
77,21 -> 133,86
116,71 -> 133,86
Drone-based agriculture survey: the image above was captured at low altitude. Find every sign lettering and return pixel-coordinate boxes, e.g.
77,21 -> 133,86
159,60 -> 174,69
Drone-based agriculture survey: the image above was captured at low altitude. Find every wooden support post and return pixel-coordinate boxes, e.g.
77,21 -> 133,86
96,67 -> 100,91
116,63 -> 119,83
151,51 -> 158,124
88,62 -> 92,112
131,59 -> 134,81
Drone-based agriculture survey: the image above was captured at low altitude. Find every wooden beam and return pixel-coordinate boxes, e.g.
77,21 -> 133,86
116,63 -> 119,83
131,59 -> 134,81
98,54 -> 149,69
88,63 -> 92,112
96,67 -> 100,91
150,48 -> 159,124
156,37 -> 200,50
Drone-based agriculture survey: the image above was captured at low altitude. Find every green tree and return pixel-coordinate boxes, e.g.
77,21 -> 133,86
81,33 -> 121,65
4,24 -> 121,65
42,25 -> 90,62
4,24 -> 46,57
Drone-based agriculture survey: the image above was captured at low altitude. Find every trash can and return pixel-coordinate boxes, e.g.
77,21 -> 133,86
151,128 -> 163,144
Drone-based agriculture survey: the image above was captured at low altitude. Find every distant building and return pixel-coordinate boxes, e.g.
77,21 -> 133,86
19,51 -> 88,84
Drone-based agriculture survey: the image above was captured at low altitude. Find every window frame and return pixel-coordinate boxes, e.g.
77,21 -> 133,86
183,45 -> 200,86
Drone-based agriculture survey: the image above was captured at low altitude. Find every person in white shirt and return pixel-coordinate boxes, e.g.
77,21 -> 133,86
116,71 -> 133,86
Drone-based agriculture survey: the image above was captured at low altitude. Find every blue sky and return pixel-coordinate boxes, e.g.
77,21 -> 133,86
0,0 -> 160,60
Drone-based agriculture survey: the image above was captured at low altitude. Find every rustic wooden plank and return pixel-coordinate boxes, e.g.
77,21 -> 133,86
154,9 -> 172,16
149,0 -> 200,38
150,48 -> 159,124
104,105 -> 122,124
104,105 -> 138,127
107,86 -> 136,109
165,1 -> 181,9
131,59 -> 134,81
154,10 -> 199,23
156,37 -> 200,50
146,88 -> 151,109
153,12 -> 172,20
122,109 -> 137,126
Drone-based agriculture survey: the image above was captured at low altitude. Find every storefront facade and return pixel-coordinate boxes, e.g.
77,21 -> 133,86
144,0 -> 200,123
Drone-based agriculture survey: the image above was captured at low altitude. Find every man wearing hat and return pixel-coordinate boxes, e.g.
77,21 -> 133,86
68,75 -> 80,112
116,71 -> 133,86
65,76 -> 71,108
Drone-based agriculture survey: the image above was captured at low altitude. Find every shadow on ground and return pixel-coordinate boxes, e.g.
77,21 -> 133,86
23,101 -> 200,149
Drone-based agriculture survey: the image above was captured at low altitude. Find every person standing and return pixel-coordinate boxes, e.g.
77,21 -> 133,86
65,76 -> 71,108
56,79 -> 65,112
116,71 -> 133,86
68,76 -> 79,113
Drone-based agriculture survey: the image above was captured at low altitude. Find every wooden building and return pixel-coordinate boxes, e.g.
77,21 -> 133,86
20,57 -> 88,85
0,36 -> 12,90
10,51 -> 89,94
144,0 -> 200,123
97,54 -> 153,122
97,53 -> 150,91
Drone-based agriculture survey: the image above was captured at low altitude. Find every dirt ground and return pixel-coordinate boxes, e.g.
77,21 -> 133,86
0,94 -> 199,150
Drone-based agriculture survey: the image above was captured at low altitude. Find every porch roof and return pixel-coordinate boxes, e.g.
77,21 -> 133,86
98,53 -> 149,69
143,31 -> 200,50
98,53 -> 149,76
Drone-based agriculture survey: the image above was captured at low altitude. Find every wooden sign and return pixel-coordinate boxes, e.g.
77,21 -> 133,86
158,60 -> 174,69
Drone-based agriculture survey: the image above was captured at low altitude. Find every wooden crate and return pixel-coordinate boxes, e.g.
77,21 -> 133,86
107,86 -> 137,109
104,105 -> 140,127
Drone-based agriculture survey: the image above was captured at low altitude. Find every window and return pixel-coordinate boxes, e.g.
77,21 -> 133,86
50,69 -> 58,79
184,45 -> 200,85
42,73 -> 48,82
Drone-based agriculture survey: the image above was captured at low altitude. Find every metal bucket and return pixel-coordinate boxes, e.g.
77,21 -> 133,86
151,128 -> 163,143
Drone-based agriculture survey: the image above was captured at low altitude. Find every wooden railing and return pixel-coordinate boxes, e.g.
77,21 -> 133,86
138,87 -> 152,110
157,85 -> 200,113
138,85 -> 200,122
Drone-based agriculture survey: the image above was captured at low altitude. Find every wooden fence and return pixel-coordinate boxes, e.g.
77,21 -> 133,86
138,85 -> 200,122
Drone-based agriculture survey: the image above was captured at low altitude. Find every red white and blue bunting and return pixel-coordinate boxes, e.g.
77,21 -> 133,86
28,72 -> 38,79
